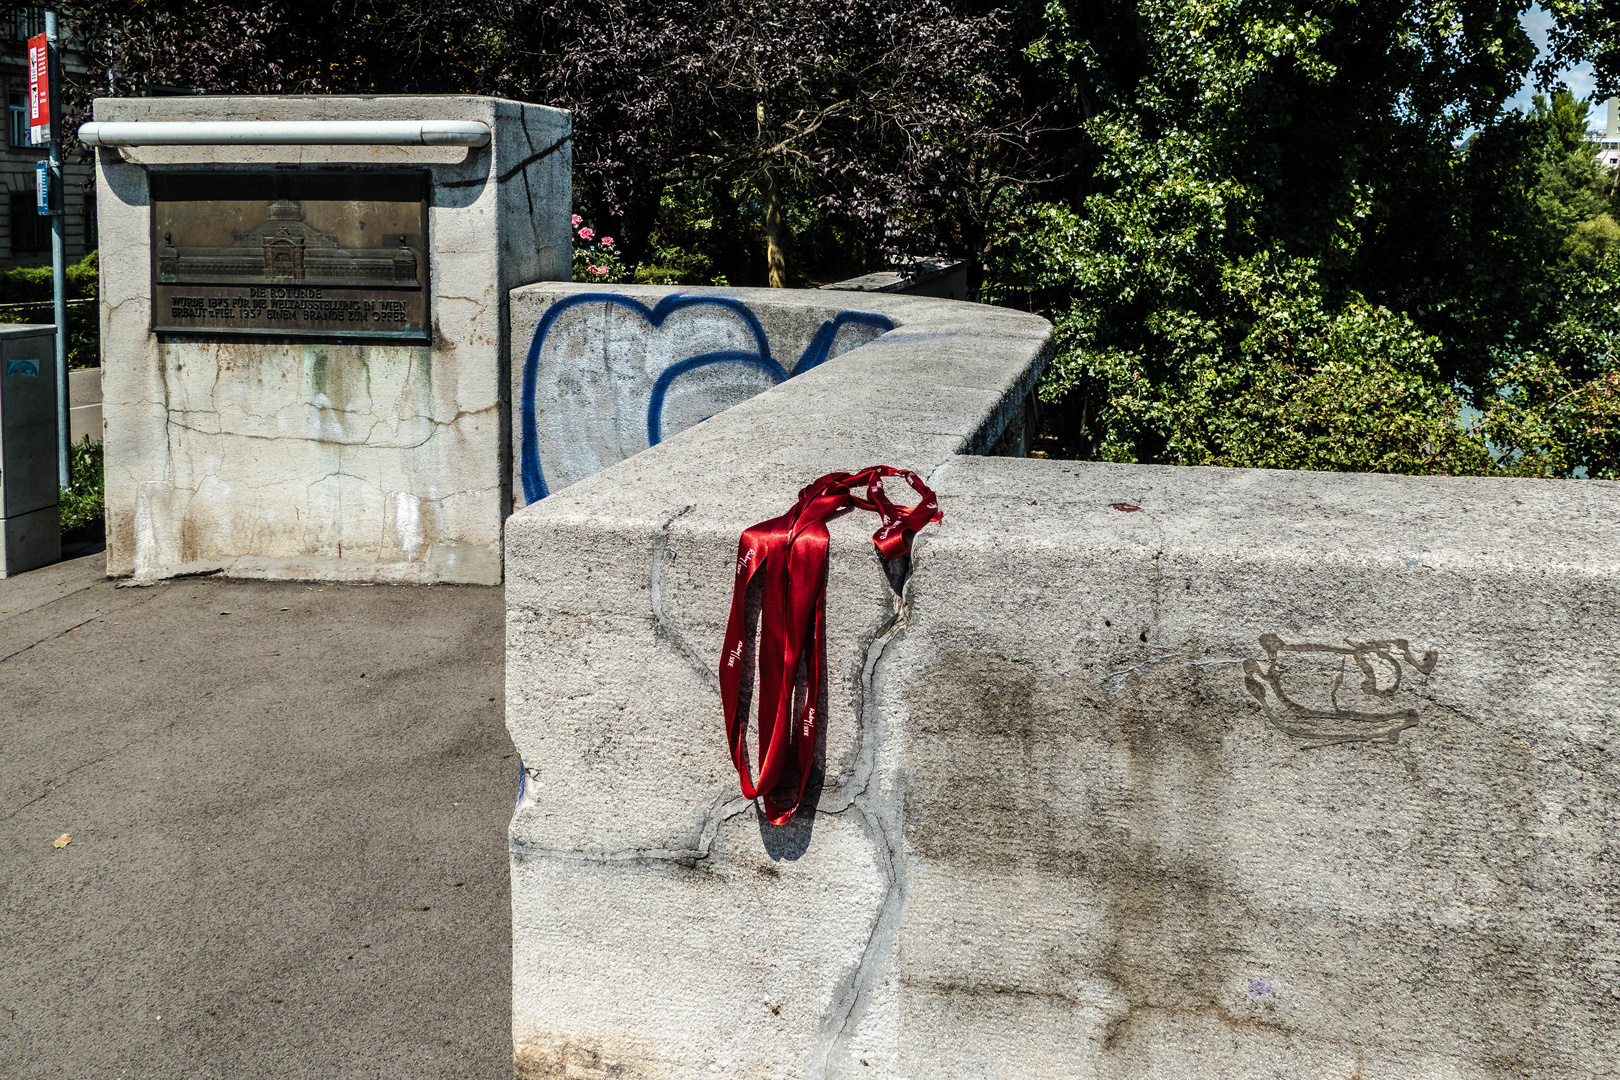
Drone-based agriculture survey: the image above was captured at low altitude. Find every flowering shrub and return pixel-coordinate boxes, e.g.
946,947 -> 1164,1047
572,214 -> 629,283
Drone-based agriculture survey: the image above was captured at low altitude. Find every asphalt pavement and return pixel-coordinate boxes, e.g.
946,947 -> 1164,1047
0,551 -> 515,1079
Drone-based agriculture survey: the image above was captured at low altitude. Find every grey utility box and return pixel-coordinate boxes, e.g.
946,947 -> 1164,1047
0,324 -> 60,576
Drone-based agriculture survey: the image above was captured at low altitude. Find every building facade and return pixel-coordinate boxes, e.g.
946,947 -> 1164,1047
0,7 -> 94,271
1589,97 -> 1620,172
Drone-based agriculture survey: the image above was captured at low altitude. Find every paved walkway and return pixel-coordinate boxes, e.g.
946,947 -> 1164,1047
1,553 -> 514,1078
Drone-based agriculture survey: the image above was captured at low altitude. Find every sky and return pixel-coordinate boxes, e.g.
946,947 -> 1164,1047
1505,3 -> 1600,118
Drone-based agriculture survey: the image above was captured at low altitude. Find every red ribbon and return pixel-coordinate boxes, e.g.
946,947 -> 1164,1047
719,466 -> 942,824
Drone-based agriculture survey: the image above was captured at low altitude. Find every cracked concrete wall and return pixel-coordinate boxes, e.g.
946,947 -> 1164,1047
505,285 -> 1620,1077
505,289 -> 1053,1078
97,95 -> 571,583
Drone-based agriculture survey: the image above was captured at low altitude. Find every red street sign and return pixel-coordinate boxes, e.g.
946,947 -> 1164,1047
27,32 -> 48,145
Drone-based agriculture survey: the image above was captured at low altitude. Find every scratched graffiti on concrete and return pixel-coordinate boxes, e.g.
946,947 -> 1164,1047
519,294 -> 892,502
1242,633 -> 1439,748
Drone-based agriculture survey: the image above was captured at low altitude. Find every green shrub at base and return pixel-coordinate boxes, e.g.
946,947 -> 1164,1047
59,436 -> 104,542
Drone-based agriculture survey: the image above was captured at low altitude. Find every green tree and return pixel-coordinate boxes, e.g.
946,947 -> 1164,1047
1530,92 -> 1613,245
984,0 -> 1620,478
1482,256 -> 1620,477
1539,0 -> 1620,98
54,0 -> 1620,479
987,0 -> 1542,472
1477,91 -> 1620,477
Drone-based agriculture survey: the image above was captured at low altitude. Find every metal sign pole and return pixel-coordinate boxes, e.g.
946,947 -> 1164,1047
45,10 -> 67,490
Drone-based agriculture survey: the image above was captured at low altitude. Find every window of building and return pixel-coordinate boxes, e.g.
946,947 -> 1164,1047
8,94 -> 29,149
10,191 -> 48,252
9,8 -> 44,41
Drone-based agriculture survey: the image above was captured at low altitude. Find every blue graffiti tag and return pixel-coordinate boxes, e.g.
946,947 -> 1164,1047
6,358 -> 39,377
520,293 -> 892,503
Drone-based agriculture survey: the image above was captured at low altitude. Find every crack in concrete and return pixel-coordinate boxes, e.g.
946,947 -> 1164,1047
516,109 -> 539,220
0,573 -> 106,621
147,401 -> 498,451
0,593 -> 192,822
515,520 -> 917,1072
0,712 -> 187,822
818,567 -> 902,815
0,615 -> 102,665
509,793 -> 753,867
647,505 -> 714,693
809,568 -> 913,1080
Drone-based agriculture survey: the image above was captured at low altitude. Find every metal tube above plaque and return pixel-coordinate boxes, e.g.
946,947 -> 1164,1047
79,119 -> 492,147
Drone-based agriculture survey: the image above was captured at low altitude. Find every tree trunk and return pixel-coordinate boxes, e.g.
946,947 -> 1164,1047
762,165 -> 788,288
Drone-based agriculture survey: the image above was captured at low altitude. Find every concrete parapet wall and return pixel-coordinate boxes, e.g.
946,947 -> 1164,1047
97,95 -> 571,583
503,285 -> 1620,1077
884,459 -> 1619,1078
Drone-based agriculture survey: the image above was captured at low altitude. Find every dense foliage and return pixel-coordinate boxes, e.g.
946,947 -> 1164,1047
59,0 -> 1029,287
59,435 -> 104,540
52,0 -> 1620,476
0,251 -> 99,369
982,0 -> 1620,477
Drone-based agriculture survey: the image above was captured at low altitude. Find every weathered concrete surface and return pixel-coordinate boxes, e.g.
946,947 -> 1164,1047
884,458 -> 1620,1079
503,284 -> 1620,1077
510,285 -> 897,501
97,95 -> 571,584
819,259 -> 969,301
0,552 -> 516,1078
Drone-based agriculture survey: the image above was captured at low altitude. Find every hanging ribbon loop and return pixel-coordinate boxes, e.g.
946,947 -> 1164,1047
718,466 -> 942,824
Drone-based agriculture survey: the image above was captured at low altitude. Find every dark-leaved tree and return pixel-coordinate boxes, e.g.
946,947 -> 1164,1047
486,0 -> 1033,284
53,0 -> 1620,476
61,0 -> 1035,286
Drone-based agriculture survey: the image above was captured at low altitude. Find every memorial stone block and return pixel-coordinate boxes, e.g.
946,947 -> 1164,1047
95,95 -> 571,583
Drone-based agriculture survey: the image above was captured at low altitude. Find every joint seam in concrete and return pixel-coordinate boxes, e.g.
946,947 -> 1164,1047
810,569 -> 912,1079
648,504 -> 716,695
508,794 -> 753,865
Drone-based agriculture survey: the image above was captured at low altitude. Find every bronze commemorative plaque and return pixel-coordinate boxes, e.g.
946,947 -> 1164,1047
151,172 -> 429,341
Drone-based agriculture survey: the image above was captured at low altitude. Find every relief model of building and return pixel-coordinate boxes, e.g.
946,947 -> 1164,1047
156,198 -> 418,288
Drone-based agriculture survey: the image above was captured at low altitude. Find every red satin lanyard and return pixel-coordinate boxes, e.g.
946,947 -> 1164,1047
719,466 -> 942,824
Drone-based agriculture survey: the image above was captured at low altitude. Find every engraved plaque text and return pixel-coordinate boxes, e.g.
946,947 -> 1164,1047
151,172 -> 429,341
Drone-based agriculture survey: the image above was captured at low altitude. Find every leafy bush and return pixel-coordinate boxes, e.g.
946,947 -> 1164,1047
571,215 -> 631,284
0,251 -> 99,370
1564,214 -> 1620,269
1481,254 -> 1620,478
59,436 -> 104,541
0,250 -> 98,303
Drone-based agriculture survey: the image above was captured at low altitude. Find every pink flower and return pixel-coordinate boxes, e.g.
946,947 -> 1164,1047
579,227 -> 595,242
571,214 -> 582,227
601,236 -> 614,248
587,264 -> 608,276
